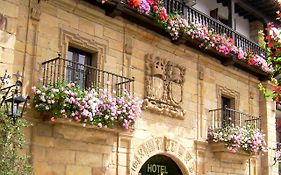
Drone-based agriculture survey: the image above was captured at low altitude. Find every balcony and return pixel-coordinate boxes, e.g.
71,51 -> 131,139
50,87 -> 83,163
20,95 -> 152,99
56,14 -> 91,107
93,0 -> 270,79
167,0 -> 267,57
209,107 -> 261,129
208,107 -> 263,162
164,0 -> 266,57
41,55 -> 134,95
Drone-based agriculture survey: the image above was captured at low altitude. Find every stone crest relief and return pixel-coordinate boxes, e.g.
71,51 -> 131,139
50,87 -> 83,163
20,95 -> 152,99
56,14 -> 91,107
143,54 -> 186,119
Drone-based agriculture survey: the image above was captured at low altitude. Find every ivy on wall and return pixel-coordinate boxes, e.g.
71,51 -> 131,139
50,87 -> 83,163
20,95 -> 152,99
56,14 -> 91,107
0,109 -> 32,175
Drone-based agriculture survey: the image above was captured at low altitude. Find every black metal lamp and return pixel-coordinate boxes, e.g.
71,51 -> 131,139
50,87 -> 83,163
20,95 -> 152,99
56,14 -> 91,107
0,71 -> 29,124
4,94 -> 29,123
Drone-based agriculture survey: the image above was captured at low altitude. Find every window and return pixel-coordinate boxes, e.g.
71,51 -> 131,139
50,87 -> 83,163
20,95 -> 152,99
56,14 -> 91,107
210,8 -> 229,27
221,96 -> 235,126
67,47 -> 96,89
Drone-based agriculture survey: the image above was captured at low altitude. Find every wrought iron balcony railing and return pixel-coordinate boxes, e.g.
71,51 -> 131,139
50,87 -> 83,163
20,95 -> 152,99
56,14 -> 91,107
209,107 -> 261,129
41,55 -> 134,95
163,0 -> 267,57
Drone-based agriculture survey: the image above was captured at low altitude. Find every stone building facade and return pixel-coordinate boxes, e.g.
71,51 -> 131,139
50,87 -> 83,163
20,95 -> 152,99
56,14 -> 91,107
0,0 -> 278,174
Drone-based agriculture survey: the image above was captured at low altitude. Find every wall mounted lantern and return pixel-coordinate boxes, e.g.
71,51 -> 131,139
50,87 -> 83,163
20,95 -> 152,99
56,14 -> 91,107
0,70 -> 29,124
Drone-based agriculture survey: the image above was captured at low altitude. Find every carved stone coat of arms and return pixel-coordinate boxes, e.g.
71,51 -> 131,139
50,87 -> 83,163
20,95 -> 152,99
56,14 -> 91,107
143,54 -> 186,119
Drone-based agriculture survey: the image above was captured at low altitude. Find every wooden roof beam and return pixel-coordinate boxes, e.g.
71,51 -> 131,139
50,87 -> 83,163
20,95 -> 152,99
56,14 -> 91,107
233,0 -> 270,22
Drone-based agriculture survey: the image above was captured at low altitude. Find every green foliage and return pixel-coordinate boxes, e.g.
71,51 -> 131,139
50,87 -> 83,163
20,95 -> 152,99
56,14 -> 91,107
0,109 -> 32,175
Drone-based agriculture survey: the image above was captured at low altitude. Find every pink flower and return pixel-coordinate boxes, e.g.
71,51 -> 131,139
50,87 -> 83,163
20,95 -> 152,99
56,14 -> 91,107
158,7 -> 168,21
237,49 -> 245,59
147,0 -> 155,5
153,5 -> 158,11
31,86 -> 36,92
36,90 -> 42,95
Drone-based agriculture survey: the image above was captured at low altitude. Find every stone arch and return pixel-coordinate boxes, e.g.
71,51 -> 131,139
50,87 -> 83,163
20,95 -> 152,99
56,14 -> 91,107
138,154 -> 184,175
130,136 -> 195,175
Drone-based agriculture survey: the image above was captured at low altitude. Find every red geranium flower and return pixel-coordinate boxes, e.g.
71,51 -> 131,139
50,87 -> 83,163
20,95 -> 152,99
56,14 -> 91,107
127,0 -> 140,8
158,7 -> 168,21
276,96 -> 280,103
272,86 -> 281,94
147,0 -> 155,5
248,58 -> 255,65
153,5 -> 158,11
268,41 -> 274,48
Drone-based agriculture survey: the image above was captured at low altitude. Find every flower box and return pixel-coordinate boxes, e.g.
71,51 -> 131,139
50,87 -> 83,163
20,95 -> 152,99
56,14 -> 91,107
210,142 -> 254,163
32,82 -> 143,130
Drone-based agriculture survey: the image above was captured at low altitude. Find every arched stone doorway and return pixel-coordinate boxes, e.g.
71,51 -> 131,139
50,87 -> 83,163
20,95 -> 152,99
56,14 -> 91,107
138,154 -> 183,175
130,136 -> 195,175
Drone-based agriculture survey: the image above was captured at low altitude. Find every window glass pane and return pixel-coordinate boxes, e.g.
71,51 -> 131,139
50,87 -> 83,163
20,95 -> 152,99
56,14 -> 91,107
66,47 -> 93,89
68,51 -> 73,61
78,54 -> 85,65
67,51 -> 74,83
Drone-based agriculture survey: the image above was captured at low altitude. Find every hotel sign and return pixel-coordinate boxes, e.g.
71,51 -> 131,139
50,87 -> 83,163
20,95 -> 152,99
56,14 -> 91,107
139,155 -> 183,175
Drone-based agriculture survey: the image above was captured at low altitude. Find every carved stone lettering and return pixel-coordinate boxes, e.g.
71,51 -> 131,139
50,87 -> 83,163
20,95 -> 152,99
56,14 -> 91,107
166,139 -> 178,153
178,145 -> 185,158
154,137 -> 164,150
130,137 -> 195,175
171,141 -> 178,153
137,146 -> 147,159
143,54 -> 186,119
184,152 -> 192,164
145,139 -> 156,154
188,162 -> 195,173
131,155 -> 141,171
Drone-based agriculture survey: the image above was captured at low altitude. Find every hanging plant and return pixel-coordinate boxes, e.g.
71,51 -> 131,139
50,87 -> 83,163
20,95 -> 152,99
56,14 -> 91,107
207,125 -> 267,155
0,109 -> 32,174
32,82 -> 143,130
96,0 -> 274,73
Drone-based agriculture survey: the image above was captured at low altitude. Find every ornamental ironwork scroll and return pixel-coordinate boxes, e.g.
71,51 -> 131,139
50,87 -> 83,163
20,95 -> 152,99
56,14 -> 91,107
143,54 -> 186,119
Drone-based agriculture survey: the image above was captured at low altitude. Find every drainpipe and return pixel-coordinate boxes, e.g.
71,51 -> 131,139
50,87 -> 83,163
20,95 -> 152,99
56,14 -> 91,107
196,54 -> 202,175
21,0 -> 32,93
25,0 -> 35,166
116,132 -> 120,175
249,158 -> 251,175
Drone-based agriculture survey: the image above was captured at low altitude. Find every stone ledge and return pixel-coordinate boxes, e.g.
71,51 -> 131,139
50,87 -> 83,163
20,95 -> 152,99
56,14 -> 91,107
44,117 -> 134,135
209,142 -> 254,163
194,140 -> 208,157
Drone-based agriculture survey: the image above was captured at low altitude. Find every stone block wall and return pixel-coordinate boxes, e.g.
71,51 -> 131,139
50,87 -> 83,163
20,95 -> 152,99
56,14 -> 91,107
26,118 -> 129,175
0,0 -> 20,77
0,0 -> 278,174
